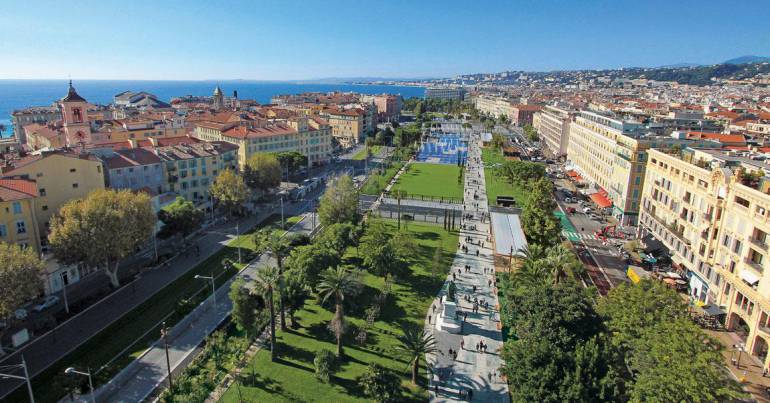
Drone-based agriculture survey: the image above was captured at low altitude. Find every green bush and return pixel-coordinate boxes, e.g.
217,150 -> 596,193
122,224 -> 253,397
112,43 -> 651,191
314,349 -> 336,383
358,363 -> 402,403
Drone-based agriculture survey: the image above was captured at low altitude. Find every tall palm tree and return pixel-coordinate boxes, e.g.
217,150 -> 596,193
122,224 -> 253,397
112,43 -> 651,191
254,266 -> 281,361
254,229 -> 293,331
397,327 -> 438,385
317,266 -> 361,357
391,189 -> 407,230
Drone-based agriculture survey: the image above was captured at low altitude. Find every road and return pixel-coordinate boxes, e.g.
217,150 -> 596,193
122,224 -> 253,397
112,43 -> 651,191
0,159 -> 359,401
94,204 -> 320,402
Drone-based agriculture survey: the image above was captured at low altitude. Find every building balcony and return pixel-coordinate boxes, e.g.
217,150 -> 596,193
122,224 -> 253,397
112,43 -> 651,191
759,325 -> 770,338
750,237 -> 769,251
744,257 -> 765,274
702,212 -> 712,221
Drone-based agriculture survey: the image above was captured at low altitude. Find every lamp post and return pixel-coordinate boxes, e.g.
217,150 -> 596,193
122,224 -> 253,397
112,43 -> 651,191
0,355 -> 34,403
195,274 -> 216,307
236,223 -> 241,264
60,272 -> 69,314
64,367 -> 94,403
160,322 -> 173,389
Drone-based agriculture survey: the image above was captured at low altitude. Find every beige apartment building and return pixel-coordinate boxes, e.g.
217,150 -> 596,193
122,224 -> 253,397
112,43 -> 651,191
566,111 -> 711,225
320,108 -> 365,148
194,116 -> 332,169
639,147 -> 770,368
567,111 -> 648,224
474,95 -> 514,119
533,105 -> 574,157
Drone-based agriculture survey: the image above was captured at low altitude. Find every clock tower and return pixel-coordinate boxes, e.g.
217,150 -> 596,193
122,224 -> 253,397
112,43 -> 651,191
59,80 -> 92,146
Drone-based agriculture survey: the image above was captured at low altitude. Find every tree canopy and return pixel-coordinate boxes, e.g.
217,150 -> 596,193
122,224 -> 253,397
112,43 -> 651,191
521,178 -> 561,247
48,189 -> 156,287
157,196 -> 204,239
0,243 -> 45,320
210,168 -> 249,215
317,175 -> 359,226
244,152 -> 282,191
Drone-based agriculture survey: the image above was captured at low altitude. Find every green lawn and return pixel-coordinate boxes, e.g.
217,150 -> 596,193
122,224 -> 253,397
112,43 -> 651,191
220,221 -> 458,403
360,161 -> 404,195
10,216 -> 285,403
482,148 -> 527,206
351,145 -> 381,161
390,163 -> 464,200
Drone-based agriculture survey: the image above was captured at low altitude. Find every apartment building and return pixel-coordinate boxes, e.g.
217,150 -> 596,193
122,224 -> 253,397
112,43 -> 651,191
567,111 -> 710,225
196,116 -> 331,169
102,147 -> 165,194
157,141 -> 238,206
11,106 -> 60,143
320,108 -> 364,148
474,95 -> 514,119
372,94 -> 402,123
0,178 -> 41,254
425,87 -> 466,101
639,147 -> 770,368
533,105 -> 574,157
0,149 -> 106,240
567,111 -> 648,224
509,104 -> 542,126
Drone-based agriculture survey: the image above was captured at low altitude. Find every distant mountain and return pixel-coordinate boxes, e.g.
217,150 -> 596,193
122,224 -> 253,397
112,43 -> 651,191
658,62 -> 701,68
723,55 -> 770,65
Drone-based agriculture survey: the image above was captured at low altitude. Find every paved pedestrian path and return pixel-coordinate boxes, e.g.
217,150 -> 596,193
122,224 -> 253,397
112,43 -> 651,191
426,133 -> 509,402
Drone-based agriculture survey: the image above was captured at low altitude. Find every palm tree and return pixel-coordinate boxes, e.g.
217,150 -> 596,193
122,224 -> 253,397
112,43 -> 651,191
254,229 -> 293,331
397,327 -> 438,385
317,266 -> 361,357
544,244 -> 576,285
253,266 -> 281,361
391,189 -> 407,230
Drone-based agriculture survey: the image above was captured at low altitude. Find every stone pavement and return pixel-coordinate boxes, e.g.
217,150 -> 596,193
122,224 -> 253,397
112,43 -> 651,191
708,329 -> 770,402
426,133 -> 509,402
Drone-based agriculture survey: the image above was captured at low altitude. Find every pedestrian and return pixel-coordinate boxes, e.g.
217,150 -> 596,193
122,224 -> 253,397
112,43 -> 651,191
449,347 -> 453,356
434,383 -> 439,394
464,312 -> 468,321
453,351 -> 458,361
476,250 -> 479,256
476,342 -> 480,352
765,367 -> 769,378
432,304 -> 437,313
487,372 -> 492,382
461,339 -> 465,350
453,273 -> 456,281
473,285 -> 477,293
488,279 -> 492,287
428,315 -> 432,324
468,388 -> 473,401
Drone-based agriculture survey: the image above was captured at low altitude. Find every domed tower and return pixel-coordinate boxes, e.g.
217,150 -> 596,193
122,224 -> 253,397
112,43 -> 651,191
59,80 -> 92,146
212,85 -> 224,111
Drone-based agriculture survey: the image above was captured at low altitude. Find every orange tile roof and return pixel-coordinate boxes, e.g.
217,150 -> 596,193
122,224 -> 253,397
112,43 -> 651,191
0,178 -> 37,201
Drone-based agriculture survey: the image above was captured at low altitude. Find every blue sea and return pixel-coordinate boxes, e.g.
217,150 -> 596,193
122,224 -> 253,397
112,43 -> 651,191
0,80 -> 425,137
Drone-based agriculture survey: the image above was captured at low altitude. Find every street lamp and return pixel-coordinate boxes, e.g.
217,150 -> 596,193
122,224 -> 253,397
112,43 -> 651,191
0,355 -> 34,403
235,223 -> 241,264
64,367 -> 94,403
194,274 -> 216,307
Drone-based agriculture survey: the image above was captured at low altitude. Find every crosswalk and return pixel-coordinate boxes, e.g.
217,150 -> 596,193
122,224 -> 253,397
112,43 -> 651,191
562,230 -> 598,241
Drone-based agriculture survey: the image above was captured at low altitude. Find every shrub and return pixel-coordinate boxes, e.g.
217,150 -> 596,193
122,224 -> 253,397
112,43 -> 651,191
314,349 -> 336,383
358,363 -> 402,403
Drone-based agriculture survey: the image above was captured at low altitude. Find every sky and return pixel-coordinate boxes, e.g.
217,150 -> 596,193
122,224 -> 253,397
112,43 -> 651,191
1,0 -> 769,81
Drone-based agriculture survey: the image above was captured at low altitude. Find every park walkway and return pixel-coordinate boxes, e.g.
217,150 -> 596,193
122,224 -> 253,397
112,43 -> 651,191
427,133 -> 509,402
89,209 -> 319,403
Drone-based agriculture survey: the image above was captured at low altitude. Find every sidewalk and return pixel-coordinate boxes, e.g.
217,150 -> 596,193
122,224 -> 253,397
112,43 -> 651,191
708,329 -> 770,402
426,132 -> 509,402
0,209 -> 274,400
90,210 -> 319,402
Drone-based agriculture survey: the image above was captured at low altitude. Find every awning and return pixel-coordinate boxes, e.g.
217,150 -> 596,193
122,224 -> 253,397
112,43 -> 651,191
566,170 -> 584,181
702,304 -> 726,317
740,269 -> 760,286
590,192 -> 613,208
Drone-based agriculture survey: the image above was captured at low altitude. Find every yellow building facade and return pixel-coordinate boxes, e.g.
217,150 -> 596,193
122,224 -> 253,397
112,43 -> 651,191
0,150 -> 106,242
639,147 -> 770,368
0,179 -> 41,254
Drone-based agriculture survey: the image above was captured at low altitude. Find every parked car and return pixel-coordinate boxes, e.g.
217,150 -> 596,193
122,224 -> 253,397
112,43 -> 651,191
33,295 -> 60,312
583,207 -> 592,214
566,207 -> 577,214
15,308 -> 28,320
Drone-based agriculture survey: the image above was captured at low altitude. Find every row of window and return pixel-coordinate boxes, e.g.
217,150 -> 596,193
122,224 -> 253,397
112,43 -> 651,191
0,221 -> 27,236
